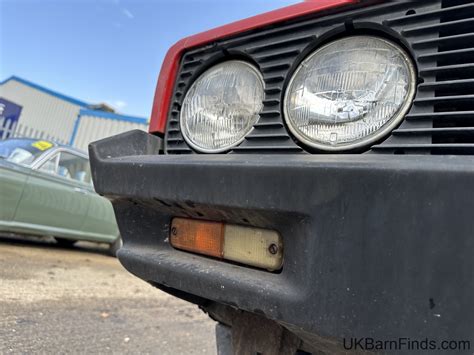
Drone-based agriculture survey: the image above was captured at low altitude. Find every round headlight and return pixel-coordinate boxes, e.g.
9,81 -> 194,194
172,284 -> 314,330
180,60 -> 264,153
284,36 -> 416,151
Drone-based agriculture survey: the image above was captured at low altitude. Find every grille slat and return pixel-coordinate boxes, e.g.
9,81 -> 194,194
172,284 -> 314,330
245,134 -> 291,140
182,59 -> 203,69
166,137 -> 185,143
254,122 -> 285,128
233,145 -> 303,152
418,48 -> 474,62
394,127 -> 474,135
406,112 -> 474,120
166,0 -> 474,155
385,2 -> 474,25
418,78 -> 474,90
179,71 -> 193,79
414,95 -> 474,105
264,75 -> 285,84
412,32 -> 474,48
264,87 -> 282,95
262,99 -> 280,107
254,49 -> 302,63
372,143 -> 474,154
260,62 -> 292,74
403,17 -> 474,35
420,63 -> 474,75
245,35 -> 315,54
166,145 -> 186,150
259,110 -> 280,117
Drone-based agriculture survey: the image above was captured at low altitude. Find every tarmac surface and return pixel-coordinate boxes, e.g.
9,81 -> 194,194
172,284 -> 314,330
0,235 -> 216,354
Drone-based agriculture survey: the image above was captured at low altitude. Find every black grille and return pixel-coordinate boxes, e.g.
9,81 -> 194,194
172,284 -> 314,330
165,0 -> 474,155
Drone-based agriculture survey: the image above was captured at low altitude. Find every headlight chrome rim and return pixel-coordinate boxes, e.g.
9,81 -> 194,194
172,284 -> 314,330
283,35 -> 417,152
180,60 -> 265,153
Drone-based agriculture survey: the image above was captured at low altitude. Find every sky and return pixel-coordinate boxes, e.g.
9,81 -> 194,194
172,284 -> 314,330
0,0 -> 297,119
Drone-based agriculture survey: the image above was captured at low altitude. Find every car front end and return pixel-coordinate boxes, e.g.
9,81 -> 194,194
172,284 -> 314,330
90,0 -> 474,353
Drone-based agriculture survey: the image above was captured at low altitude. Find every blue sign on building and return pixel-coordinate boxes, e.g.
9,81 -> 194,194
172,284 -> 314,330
0,98 -> 23,139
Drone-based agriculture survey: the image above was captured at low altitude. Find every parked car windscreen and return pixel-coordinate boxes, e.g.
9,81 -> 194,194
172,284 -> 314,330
0,139 -> 54,166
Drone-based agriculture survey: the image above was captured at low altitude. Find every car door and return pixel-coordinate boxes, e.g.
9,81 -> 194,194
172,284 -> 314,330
0,161 -> 29,223
14,149 -> 90,237
81,192 -> 119,242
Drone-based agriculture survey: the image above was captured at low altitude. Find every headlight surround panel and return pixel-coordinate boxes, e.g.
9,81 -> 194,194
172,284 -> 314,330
165,1 -> 449,155
283,36 -> 417,151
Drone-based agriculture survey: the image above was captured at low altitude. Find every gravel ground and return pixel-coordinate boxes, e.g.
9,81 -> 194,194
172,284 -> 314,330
0,235 -> 216,354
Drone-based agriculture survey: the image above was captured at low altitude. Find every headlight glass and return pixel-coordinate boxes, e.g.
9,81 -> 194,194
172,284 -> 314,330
180,60 -> 264,152
284,36 -> 416,151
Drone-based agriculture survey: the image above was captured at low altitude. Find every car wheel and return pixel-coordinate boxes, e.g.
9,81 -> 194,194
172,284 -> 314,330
55,237 -> 76,247
109,237 -> 122,257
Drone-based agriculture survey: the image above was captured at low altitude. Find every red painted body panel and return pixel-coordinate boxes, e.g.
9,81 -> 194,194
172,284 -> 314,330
149,0 -> 359,134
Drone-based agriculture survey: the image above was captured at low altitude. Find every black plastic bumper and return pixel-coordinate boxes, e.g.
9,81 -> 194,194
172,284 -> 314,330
90,130 -> 473,346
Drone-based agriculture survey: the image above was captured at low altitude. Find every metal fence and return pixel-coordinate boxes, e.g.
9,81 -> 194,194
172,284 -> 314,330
0,117 -> 68,144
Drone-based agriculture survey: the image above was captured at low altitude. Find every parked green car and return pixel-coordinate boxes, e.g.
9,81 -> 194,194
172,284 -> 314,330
0,138 -> 121,255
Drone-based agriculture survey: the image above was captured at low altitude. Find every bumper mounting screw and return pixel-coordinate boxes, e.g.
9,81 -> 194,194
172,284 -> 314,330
268,243 -> 278,255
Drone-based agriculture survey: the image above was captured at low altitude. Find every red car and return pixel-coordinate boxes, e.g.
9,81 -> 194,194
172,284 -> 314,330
90,0 -> 473,353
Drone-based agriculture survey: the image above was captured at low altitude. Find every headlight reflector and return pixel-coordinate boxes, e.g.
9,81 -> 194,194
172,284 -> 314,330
284,36 -> 416,150
180,60 -> 264,152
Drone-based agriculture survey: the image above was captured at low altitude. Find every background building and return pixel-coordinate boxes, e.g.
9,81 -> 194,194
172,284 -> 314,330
0,76 -> 148,151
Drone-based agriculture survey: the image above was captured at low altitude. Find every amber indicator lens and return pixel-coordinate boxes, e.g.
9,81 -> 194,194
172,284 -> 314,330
170,218 -> 224,258
170,218 -> 283,271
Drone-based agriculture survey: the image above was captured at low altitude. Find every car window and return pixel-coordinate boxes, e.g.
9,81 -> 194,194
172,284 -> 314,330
0,139 -> 54,166
57,152 -> 92,184
38,154 -> 59,174
7,148 -> 36,165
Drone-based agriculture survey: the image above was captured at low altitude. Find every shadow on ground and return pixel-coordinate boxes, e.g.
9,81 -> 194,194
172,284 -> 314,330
0,232 -> 111,257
